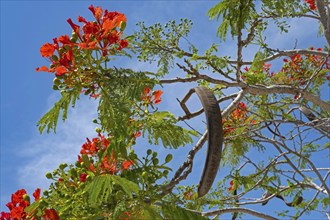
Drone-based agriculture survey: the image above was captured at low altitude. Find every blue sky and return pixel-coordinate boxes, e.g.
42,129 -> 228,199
0,0 -> 328,219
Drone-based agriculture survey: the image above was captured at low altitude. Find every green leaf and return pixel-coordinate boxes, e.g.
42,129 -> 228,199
111,175 -> 140,198
87,175 -> 112,205
37,89 -> 80,133
162,204 -> 208,220
142,111 -> 193,148
141,204 -> 163,220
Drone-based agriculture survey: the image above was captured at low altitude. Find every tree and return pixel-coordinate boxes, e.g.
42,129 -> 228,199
1,0 -> 329,219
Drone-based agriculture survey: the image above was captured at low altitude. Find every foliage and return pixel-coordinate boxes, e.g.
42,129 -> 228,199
2,1 -> 330,220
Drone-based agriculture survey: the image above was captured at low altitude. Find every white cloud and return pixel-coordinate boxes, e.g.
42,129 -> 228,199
17,97 -> 98,191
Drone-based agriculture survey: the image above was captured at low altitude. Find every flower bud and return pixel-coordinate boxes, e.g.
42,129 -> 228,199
120,21 -> 127,32
45,172 -> 53,179
165,154 -> 173,163
152,158 -> 159,165
59,163 -> 68,170
22,194 -> 30,203
53,77 -> 61,86
52,85 -> 59,90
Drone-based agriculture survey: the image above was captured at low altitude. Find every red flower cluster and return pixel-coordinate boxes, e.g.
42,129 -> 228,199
1,189 -> 59,220
77,134 -> 134,175
222,102 -> 255,136
80,133 -> 110,156
1,189 -> 29,219
273,48 -> 329,86
305,0 -> 316,10
37,5 -> 128,76
142,87 -> 163,105
36,5 -> 129,99
228,180 -> 235,191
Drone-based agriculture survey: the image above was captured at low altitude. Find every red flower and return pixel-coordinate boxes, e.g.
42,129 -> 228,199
153,90 -> 163,104
0,212 -> 11,219
88,5 -> 103,21
55,66 -> 68,76
78,16 -> 88,23
58,35 -> 73,45
144,87 -> 150,95
40,43 -> 55,57
117,39 -> 129,50
305,0 -> 316,10
5,202 -> 14,210
36,66 -> 51,72
10,206 -> 25,219
80,173 -> 88,182
11,189 -> 27,204
134,131 -> 141,138
33,188 -> 41,201
122,160 -> 134,170
67,18 -> 80,35
228,179 -> 235,191
43,209 -> 60,220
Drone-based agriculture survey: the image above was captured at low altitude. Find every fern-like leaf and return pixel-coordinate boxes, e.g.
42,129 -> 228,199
162,204 -> 208,220
142,111 -> 194,149
37,89 -> 80,134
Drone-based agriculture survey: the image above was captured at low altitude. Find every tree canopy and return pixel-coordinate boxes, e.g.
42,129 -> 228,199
1,0 -> 329,219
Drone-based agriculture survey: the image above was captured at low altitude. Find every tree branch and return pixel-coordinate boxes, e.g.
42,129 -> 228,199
194,207 -> 278,220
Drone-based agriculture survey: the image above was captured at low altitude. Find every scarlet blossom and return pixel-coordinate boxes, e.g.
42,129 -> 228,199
78,16 -> 88,23
40,43 -> 55,57
144,87 -> 150,94
43,209 -> 60,220
134,131 -> 141,138
88,5 -> 103,21
79,41 -> 98,50
122,160 -> 134,170
243,66 -> 249,72
305,0 -> 316,10
228,179 -> 234,191
36,66 -> 51,72
67,18 -> 80,35
0,212 -> 11,219
102,19 -> 116,33
82,22 -> 100,35
93,6 -> 103,20
326,75 -> 330,80
11,189 -> 27,204
10,206 -> 25,219
33,188 -> 41,201
153,90 -> 163,104
5,202 -> 14,210
117,39 -> 129,51
80,173 -> 88,182
58,35 -> 73,45
55,66 -> 67,76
